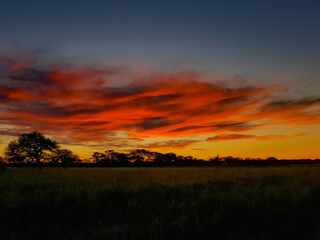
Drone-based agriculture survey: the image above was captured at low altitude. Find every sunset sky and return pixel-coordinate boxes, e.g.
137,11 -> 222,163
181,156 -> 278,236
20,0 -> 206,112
0,0 -> 319,159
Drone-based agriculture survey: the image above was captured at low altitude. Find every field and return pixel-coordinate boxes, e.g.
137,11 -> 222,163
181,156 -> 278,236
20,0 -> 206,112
0,167 -> 320,240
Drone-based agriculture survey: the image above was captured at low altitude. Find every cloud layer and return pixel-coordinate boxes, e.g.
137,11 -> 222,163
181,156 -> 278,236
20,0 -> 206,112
0,53 -> 319,150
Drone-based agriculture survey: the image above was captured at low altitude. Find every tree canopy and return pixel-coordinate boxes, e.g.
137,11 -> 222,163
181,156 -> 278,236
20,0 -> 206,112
1,132 -> 289,168
51,148 -> 80,168
5,131 -> 58,167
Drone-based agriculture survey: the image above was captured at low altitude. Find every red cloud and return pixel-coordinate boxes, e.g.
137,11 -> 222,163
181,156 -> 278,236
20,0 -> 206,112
0,53 -> 319,146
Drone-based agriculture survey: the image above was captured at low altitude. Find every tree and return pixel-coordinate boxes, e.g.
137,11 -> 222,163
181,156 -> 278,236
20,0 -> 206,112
5,140 -> 26,162
163,153 -> 178,164
128,149 -> 145,164
92,152 -> 108,164
105,150 -> 118,164
51,149 -> 80,168
115,152 -> 129,165
0,156 -> 6,169
105,150 -> 129,165
151,151 -> 165,164
209,154 -> 220,164
128,149 -> 153,163
5,131 -> 58,168
266,157 -> 278,162
91,150 -> 129,166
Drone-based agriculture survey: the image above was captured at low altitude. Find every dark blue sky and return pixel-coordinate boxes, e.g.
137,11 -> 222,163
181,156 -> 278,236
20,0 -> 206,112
1,0 -> 320,80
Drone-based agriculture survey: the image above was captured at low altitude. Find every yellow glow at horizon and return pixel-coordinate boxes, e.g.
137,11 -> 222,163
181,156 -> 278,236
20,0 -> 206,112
0,124 -> 319,160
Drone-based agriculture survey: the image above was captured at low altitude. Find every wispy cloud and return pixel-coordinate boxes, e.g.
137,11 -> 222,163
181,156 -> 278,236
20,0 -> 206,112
206,133 -> 307,141
137,139 -> 200,149
0,52 -> 319,148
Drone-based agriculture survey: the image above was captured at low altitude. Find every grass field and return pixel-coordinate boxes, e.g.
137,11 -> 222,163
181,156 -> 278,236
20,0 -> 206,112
1,166 -> 320,239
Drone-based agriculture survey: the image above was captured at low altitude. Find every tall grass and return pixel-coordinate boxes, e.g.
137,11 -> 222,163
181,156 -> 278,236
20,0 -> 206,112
0,167 -> 320,239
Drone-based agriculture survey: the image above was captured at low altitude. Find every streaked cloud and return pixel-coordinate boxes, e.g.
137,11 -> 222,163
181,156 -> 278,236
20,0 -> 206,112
206,133 -> 307,141
137,139 -> 200,149
0,52 -> 319,151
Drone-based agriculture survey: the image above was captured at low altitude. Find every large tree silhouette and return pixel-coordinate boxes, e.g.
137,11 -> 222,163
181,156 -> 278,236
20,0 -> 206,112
5,131 -> 58,168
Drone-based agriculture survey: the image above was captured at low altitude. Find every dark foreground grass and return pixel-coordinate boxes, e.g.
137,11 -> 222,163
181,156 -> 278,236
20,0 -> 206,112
0,167 -> 320,240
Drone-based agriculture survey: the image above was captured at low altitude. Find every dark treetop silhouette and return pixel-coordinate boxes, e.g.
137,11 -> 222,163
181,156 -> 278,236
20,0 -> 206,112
2,132 -> 320,168
5,131 -> 58,168
50,148 -> 80,168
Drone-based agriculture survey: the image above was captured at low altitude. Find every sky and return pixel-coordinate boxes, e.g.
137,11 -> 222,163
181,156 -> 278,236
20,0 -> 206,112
0,0 -> 319,159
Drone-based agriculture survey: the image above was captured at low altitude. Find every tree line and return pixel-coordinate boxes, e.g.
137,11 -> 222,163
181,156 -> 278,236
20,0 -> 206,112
1,132 -> 319,169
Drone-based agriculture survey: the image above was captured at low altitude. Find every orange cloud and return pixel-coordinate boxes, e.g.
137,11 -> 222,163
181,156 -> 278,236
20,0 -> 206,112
0,52 -> 319,149
206,133 -> 307,141
137,139 -> 200,149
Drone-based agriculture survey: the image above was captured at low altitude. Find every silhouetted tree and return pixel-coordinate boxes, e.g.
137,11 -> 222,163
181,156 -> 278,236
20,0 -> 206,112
130,149 -> 154,162
5,140 -> 26,163
152,152 -> 165,164
116,152 -> 129,165
165,153 -> 178,163
183,155 -> 195,163
92,152 -> 108,164
92,150 -> 129,166
105,150 -> 119,164
51,149 -> 80,168
209,155 -> 221,166
266,157 -> 278,162
5,132 -> 58,168
128,149 -> 146,163
0,157 -> 5,169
